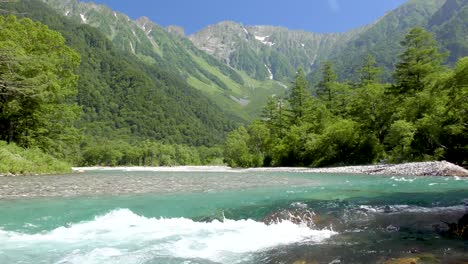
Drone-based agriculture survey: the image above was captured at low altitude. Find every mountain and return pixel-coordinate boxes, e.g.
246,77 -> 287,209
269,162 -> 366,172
39,0 -> 467,106
39,0 -> 286,119
10,0 -> 466,135
190,21 -> 362,82
323,0 -> 448,82
4,0 -> 242,146
429,0 -> 468,63
191,0 -> 466,83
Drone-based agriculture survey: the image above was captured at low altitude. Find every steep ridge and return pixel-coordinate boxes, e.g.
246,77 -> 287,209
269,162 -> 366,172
190,21 -> 362,82
322,0 -> 448,82
429,0 -> 468,63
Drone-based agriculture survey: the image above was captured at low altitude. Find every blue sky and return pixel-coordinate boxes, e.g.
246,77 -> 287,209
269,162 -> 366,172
82,0 -> 408,34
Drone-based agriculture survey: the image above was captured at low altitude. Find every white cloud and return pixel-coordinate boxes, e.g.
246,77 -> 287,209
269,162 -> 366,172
328,0 -> 340,13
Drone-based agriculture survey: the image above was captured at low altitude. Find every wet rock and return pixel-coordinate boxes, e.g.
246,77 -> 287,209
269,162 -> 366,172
380,253 -> 440,264
386,225 -> 400,232
292,261 -> 307,264
292,260 -> 319,264
382,257 -> 420,264
441,213 -> 468,239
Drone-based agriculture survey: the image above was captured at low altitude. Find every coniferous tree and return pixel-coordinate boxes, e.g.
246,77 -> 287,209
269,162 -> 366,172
358,54 -> 382,86
316,62 -> 337,101
262,96 -> 287,137
288,68 -> 311,122
393,27 -> 446,94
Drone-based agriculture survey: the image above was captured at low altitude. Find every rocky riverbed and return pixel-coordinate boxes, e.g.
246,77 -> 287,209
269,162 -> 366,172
73,161 -> 468,177
1,161 -> 467,177
301,161 -> 468,177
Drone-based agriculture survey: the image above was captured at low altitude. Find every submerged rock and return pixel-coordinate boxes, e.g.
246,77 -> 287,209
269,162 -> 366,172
292,260 -> 319,264
441,213 -> 468,239
381,257 -> 420,264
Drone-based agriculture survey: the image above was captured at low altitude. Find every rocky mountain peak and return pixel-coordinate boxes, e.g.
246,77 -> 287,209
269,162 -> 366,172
167,25 -> 186,37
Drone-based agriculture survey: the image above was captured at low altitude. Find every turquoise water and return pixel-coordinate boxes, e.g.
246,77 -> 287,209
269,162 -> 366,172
0,170 -> 467,263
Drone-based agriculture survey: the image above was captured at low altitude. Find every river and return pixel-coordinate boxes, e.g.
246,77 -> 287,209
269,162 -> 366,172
0,168 -> 467,263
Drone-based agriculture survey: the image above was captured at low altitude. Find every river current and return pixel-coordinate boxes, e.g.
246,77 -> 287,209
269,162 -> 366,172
0,168 -> 467,263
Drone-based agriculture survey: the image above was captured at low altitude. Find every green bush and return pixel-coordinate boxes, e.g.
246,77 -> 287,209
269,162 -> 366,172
0,141 -> 71,175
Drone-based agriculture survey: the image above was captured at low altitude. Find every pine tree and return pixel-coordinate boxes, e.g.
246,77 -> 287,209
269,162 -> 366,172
316,62 -> 337,101
393,27 -> 446,94
288,68 -> 312,122
358,54 -> 382,86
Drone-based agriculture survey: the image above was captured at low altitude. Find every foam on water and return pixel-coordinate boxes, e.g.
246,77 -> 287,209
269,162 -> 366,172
358,204 -> 465,214
0,209 -> 337,264
390,176 -> 416,182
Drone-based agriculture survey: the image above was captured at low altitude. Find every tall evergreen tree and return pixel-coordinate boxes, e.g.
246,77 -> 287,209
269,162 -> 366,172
393,27 -> 446,94
261,96 -> 287,137
358,54 -> 382,86
288,68 -> 312,122
316,62 -> 337,101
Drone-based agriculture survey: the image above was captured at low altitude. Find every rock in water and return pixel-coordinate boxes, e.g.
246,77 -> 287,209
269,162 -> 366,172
440,213 -> 468,239
456,213 -> 468,239
381,257 -> 420,264
263,208 -> 317,228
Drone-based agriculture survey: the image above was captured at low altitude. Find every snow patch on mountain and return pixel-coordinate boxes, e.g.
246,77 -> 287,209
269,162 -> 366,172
229,95 -> 250,106
255,35 -> 275,46
265,64 -> 274,80
255,35 -> 267,42
80,13 -> 87,23
277,82 -> 288,89
310,54 -> 318,66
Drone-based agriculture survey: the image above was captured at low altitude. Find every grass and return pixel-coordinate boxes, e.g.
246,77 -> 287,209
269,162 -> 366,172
188,52 -> 290,120
0,141 -> 72,175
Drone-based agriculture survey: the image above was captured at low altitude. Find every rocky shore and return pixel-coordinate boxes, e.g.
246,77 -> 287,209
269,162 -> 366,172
302,161 -> 468,177
3,161 -> 467,177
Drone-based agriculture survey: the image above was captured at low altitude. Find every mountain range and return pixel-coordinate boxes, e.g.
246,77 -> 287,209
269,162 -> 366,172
2,0 -> 467,146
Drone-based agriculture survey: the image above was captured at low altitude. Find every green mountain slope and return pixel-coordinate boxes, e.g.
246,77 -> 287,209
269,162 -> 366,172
429,0 -> 468,63
4,0 -> 240,146
322,0 -> 448,82
40,0 -> 286,119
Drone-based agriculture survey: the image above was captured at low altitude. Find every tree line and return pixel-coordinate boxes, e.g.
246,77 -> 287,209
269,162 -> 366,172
224,27 -> 467,168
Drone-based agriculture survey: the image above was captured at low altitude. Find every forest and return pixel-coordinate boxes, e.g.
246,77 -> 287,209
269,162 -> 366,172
0,10 -> 466,173
0,14 -> 226,173
224,27 -> 467,168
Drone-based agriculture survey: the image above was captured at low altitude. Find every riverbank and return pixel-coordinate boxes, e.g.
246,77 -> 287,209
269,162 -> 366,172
0,141 -> 71,176
72,161 -> 468,177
